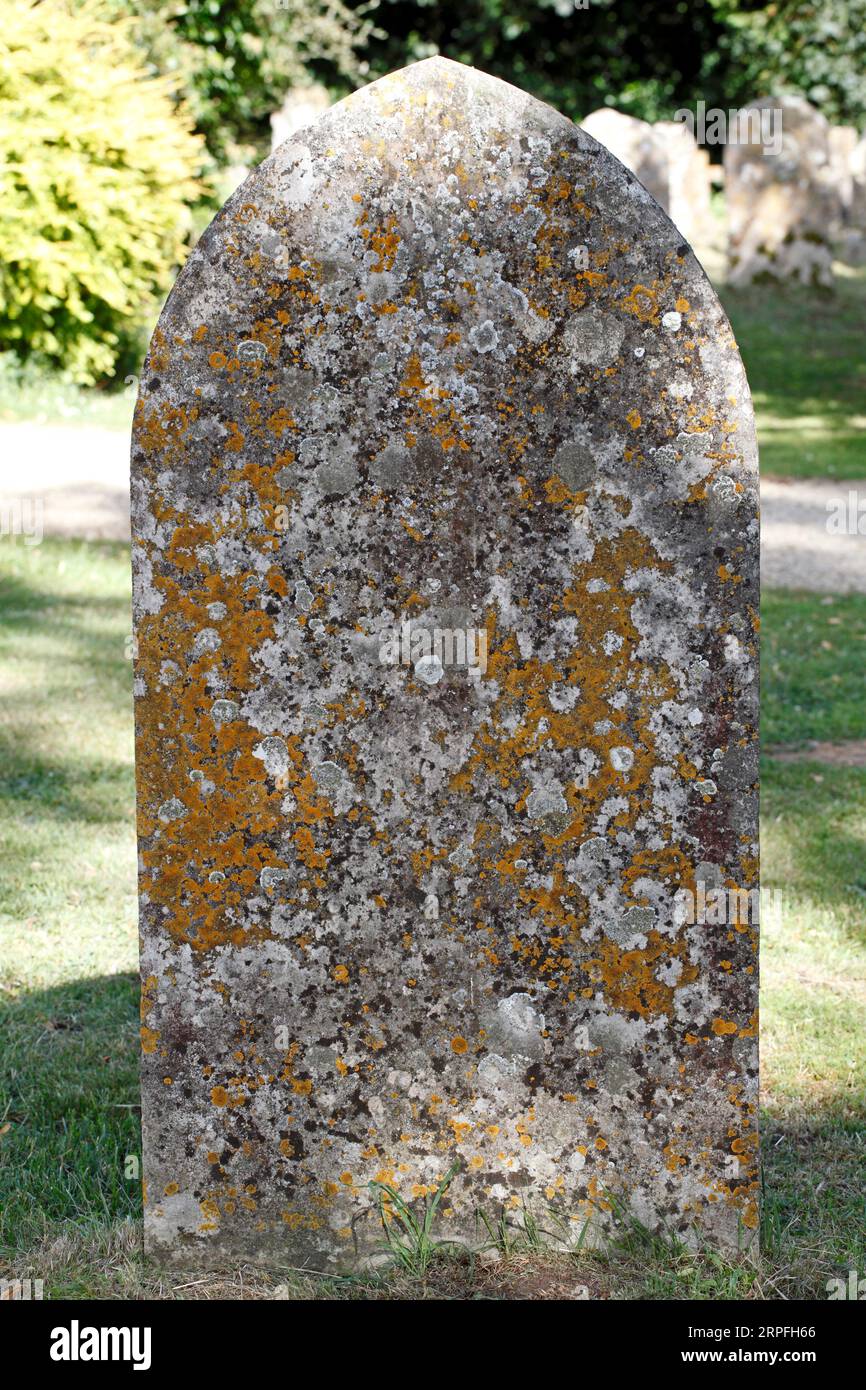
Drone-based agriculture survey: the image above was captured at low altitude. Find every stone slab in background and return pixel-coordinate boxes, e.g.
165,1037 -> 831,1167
725,95 -> 837,287
270,84 -> 332,152
580,109 -> 715,253
653,120 -> 716,251
132,57 -> 760,1269
838,130 -> 866,265
579,107 -> 669,213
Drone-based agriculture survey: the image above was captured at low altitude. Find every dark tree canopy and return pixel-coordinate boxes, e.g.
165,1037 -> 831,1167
349,0 -> 728,123
349,0 -> 866,130
103,0 -> 866,162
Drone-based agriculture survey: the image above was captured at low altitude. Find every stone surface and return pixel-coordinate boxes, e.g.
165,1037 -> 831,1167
132,57 -> 760,1269
724,95 -> 836,287
270,84 -> 332,152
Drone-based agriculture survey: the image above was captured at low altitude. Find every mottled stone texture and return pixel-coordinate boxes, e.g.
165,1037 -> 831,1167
132,57 -> 759,1269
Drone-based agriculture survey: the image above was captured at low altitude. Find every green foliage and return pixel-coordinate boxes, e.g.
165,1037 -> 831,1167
0,0 -> 205,384
352,0 -> 866,128
102,0 -> 378,163
477,1200 -> 589,1255
368,1161 -> 462,1273
351,0 -> 729,123
717,0 -> 866,128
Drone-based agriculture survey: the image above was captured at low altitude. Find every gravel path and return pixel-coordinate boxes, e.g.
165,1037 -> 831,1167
0,423 -> 131,541
1,425 -> 865,591
761,476 -> 866,594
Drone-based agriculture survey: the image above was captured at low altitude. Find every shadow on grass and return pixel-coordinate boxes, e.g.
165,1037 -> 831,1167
0,541 -> 136,917
762,760 -> 866,949
0,548 -> 133,700
0,973 -> 141,1254
0,750 -> 132,825
761,1106 -> 866,1295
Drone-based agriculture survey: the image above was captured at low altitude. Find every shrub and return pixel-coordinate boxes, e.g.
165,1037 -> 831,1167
102,0 -> 376,164
0,0 -> 206,384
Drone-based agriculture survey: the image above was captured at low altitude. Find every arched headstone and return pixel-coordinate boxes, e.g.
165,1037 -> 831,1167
132,57 -> 760,1268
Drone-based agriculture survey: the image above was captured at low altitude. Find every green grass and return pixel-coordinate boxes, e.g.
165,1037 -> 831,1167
718,265 -> 866,480
1,537 -> 864,1298
0,539 -> 139,1252
760,760 -> 866,1292
0,354 -> 135,432
762,590 -> 866,745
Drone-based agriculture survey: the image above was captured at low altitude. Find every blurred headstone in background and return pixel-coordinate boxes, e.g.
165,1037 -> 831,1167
724,95 -> 837,288
580,108 -> 669,211
653,120 -> 716,250
827,125 -> 859,213
832,129 -> 866,265
580,109 -> 715,253
270,84 -> 332,151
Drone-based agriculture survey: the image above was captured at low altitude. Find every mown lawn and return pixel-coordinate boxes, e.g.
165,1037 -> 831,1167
0,358 -> 135,433
0,537 -> 864,1299
762,590 -> 866,746
718,266 -> 866,481
0,541 -> 139,1264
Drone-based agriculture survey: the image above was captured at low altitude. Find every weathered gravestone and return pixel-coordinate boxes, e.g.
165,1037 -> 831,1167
725,95 -> 837,288
132,57 -> 760,1269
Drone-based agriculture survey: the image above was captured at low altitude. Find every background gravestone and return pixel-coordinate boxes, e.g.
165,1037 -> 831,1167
269,83 -> 332,152
725,95 -> 837,288
581,109 -> 715,253
580,108 -> 669,212
653,120 -> 715,252
830,127 -> 866,266
132,57 -> 759,1268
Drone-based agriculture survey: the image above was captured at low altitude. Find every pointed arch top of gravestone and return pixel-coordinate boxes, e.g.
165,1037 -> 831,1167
132,59 -> 759,1267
